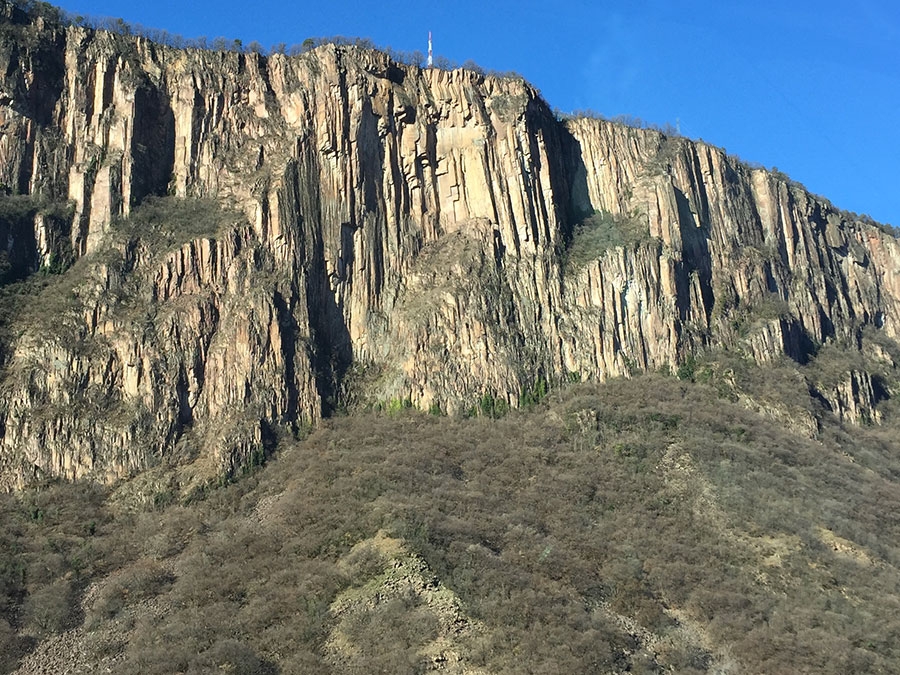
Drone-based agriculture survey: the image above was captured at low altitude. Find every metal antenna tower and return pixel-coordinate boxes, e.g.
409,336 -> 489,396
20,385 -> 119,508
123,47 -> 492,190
427,31 -> 433,67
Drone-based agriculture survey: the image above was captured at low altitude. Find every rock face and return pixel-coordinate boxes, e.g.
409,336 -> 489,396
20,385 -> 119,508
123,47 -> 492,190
1,5 -> 899,487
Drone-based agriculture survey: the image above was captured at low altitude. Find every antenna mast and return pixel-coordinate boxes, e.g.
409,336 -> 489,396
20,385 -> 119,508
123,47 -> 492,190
427,31 -> 433,67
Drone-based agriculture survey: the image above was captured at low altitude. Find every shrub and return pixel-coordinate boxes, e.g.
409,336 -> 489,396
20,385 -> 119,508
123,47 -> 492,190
378,397 -> 413,416
474,392 -> 509,418
676,354 -> 698,381
519,376 -> 549,407
22,578 -> 78,635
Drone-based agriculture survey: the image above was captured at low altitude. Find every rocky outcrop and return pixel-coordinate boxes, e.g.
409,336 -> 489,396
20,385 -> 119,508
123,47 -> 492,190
0,4 -> 899,487
817,369 -> 886,425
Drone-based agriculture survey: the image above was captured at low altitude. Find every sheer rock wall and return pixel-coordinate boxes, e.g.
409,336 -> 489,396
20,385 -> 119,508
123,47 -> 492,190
0,10 -> 898,486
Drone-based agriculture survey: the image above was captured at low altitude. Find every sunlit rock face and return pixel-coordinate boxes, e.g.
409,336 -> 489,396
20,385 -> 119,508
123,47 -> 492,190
0,6 -> 897,487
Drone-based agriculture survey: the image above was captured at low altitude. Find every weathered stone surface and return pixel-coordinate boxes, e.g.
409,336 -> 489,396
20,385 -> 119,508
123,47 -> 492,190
817,369 -> 886,425
0,10 -> 898,486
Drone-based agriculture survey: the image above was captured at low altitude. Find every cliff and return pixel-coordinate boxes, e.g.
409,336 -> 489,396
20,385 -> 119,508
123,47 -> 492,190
0,3 -> 898,487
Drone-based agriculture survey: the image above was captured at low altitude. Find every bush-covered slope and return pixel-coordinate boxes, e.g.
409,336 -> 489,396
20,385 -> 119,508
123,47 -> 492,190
3,365 -> 900,674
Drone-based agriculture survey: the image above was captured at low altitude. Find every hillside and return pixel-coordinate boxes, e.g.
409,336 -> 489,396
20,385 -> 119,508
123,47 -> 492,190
4,371 -> 900,674
0,2 -> 899,672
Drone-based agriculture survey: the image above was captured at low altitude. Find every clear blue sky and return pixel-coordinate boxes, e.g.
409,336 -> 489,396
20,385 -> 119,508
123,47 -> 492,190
59,0 -> 900,226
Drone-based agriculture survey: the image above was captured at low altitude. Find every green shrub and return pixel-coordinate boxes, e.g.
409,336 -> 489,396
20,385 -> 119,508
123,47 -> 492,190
519,377 -> 549,407
677,355 -> 697,381
474,392 -> 509,418
380,397 -> 413,415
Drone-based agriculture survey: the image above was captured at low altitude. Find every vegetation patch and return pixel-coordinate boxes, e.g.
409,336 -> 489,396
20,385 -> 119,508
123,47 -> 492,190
111,196 -> 241,253
489,92 -> 529,122
565,208 -> 651,269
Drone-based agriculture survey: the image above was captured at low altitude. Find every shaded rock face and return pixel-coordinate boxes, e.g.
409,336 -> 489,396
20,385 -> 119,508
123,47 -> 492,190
0,9 -> 899,486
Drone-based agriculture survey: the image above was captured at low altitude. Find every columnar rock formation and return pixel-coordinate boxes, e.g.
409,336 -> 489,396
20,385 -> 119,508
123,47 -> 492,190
0,4 -> 898,487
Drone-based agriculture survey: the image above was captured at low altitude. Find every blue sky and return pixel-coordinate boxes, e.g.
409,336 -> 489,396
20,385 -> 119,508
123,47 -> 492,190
59,0 -> 900,226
